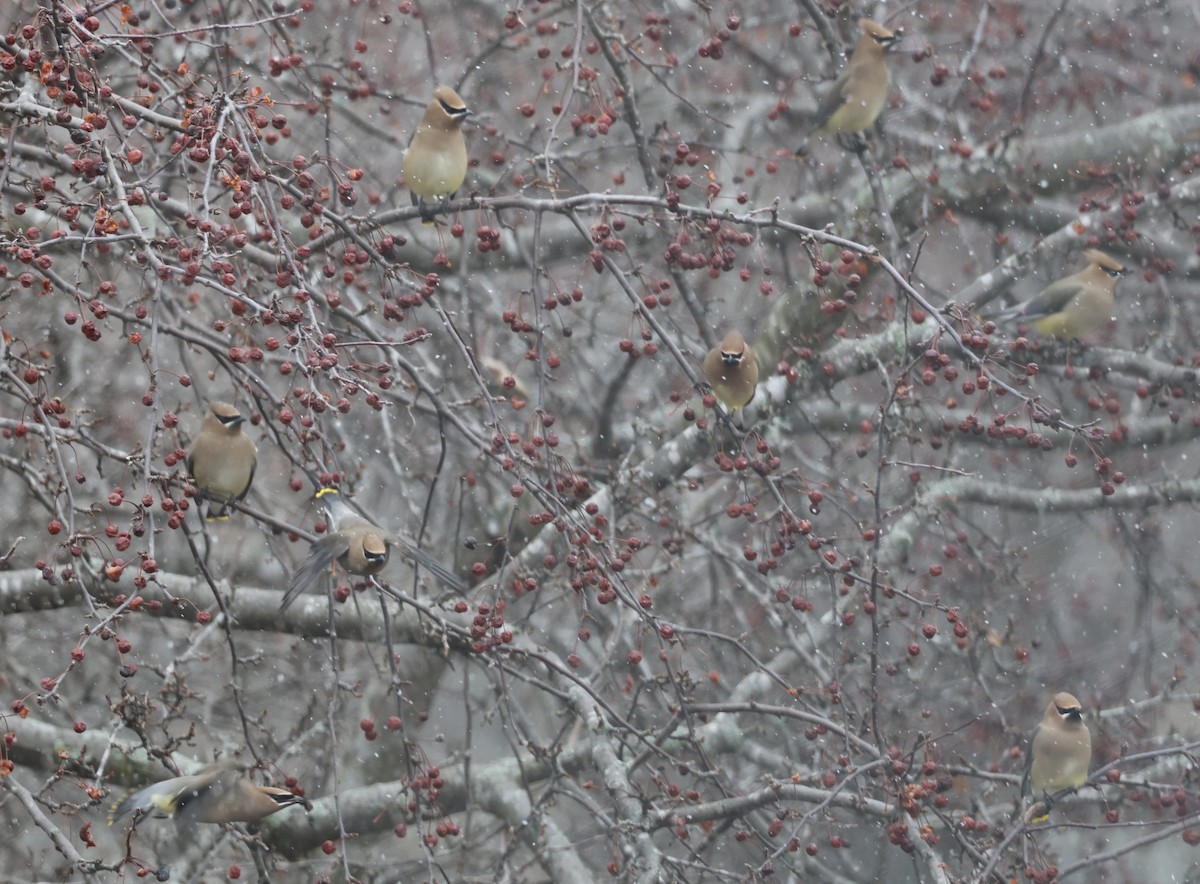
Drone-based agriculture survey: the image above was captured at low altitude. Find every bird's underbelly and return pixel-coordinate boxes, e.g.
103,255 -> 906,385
196,462 -> 250,498
405,148 -> 467,197
827,96 -> 886,133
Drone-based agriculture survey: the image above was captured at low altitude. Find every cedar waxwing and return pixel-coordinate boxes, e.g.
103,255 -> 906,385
986,250 -> 1126,339
702,330 -> 760,419
279,487 -> 466,610
107,761 -> 303,829
795,19 -> 899,157
403,85 -> 470,221
187,401 -> 257,520
1023,692 -> 1092,799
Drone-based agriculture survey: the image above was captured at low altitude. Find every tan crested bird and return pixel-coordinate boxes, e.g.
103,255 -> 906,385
986,250 -> 1126,339
107,761 -> 304,829
187,401 -> 257,520
702,330 -> 760,419
403,84 -> 470,221
795,19 -> 899,157
280,487 -> 466,610
1023,692 -> 1092,801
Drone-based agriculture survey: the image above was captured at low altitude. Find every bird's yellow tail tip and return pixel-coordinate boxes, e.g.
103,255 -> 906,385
1023,801 -> 1051,824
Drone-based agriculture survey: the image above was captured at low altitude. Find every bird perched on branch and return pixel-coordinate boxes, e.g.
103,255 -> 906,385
985,250 -> 1126,339
107,761 -> 304,829
794,19 -> 899,157
1022,692 -> 1092,819
702,330 -> 759,425
280,487 -> 466,611
187,401 -> 257,520
403,84 -> 470,222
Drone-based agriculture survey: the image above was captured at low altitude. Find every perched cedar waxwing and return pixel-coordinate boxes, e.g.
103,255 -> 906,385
986,250 -> 1126,339
702,330 -> 760,419
795,19 -> 899,157
107,761 -> 303,829
187,401 -> 257,520
1023,692 -> 1092,800
403,84 -> 470,221
280,487 -> 466,610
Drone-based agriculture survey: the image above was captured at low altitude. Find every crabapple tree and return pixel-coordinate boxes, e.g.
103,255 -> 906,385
1,0 -> 1200,881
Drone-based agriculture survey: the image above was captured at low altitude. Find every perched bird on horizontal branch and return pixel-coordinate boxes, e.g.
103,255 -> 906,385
403,84 -> 470,222
280,487 -> 466,611
985,250 -> 1126,339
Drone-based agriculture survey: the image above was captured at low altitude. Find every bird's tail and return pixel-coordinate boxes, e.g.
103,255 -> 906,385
107,782 -> 172,826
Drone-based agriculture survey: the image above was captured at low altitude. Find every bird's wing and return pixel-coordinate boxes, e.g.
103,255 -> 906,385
1020,725 -> 1039,797
108,762 -> 232,826
809,67 -> 853,131
172,764 -> 238,828
391,534 -> 467,594
280,533 -> 351,610
985,277 -> 1083,323
109,780 -> 173,825
237,457 -> 256,503
1013,279 -> 1083,321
